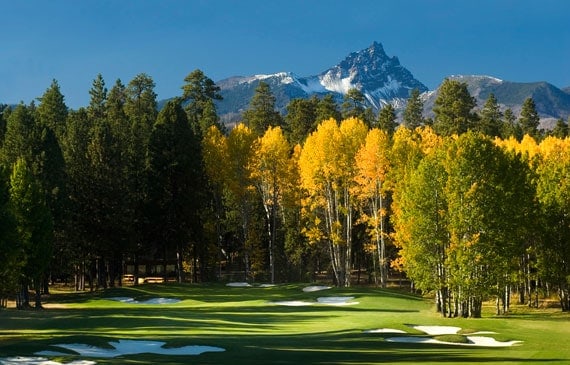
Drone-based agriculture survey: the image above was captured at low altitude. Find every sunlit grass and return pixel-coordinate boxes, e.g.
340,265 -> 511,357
0,283 -> 569,364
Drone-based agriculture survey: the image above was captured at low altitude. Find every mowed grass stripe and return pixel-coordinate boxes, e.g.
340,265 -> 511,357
0,283 -> 569,364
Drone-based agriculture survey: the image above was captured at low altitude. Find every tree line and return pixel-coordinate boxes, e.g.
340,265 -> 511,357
0,73 -> 569,317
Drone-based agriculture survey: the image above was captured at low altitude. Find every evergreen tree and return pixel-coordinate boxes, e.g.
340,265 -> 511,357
181,69 -> 223,135
433,79 -> 477,136
124,74 -> 158,278
477,93 -> 502,137
242,81 -> 282,136
1,104 -> 35,168
341,88 -> 366,120
125,73 -> 158,140
10,159 -> 53,309
60,108 -> 93,290
402,88 -> 425,129
284,97 -> 317,145
519,97 -> 541,139
146,99 -> 205,282
550,119 -> 568,138
376,104 -> 397,136
87,74 -> 108,122
315,94 -> 340,124
36,79 -> 68,139
0,166 -> 20,307
0,104 -> 9,146
200,99 -> 224,134
500,108 -> 522,140
106,79 -> 127,123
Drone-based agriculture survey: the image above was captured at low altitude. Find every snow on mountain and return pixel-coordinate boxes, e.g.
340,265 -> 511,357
307,41 -> 427,109
215,41 -> 428,120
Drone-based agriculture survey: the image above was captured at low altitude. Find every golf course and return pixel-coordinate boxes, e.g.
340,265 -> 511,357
1,283 -> 569,364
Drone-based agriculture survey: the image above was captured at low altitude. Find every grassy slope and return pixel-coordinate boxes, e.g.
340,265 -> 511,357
0,283 -> 569,364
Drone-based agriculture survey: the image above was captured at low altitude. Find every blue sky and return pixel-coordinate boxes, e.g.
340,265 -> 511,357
2,0 -> 569,108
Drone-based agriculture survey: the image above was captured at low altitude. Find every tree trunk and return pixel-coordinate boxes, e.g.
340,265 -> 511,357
34,280 -> 43,309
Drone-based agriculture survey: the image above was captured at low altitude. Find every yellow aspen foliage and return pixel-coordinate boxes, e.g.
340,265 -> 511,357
416,126 -> 444,155
298,117 -> 367,287
202,125 -> 228,187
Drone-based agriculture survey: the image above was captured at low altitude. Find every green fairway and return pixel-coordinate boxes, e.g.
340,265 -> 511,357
1,284 -> 569,364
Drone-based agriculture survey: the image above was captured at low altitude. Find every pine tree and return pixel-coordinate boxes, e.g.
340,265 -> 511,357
433,79 -> 477,136
519,97 -> 541,139
87,74 -> 108,122
402,88 -> 425,129
500,108 -> 522,140
36,79 -> 68,139
341,88 -> 366,120
477,93 -> 502,137
1,104 -> 34,168
0,166 -> 20,307
182,69 -> 223,134
242,81 -> 282,136
376,104 -> 397,136
315,94 -> 340,124
146,99 -> 205,282
284,97 -> 317,145
9,159 -> 53,309
550,119 -> 568,138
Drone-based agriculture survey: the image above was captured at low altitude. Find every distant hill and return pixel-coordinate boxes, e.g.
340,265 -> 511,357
422,76 -> 570,129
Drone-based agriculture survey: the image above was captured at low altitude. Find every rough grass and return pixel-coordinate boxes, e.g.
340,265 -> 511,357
0,283 -> 569,364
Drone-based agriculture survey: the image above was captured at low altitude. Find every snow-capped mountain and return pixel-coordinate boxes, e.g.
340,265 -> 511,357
300,41 -> 428,109
215,42 -> 427,123
201,42 -> 570,128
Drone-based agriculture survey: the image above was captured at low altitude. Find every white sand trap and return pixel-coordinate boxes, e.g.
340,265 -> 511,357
302,285 -> 331,292
106,297 -> 180,305
363,328 -> 407,334
0,357 -> 95,365
39,340 -> 224,358
465,336 -> 522,347
412,325 -> 462,335
107,297 -> 135,303
317,296 -> 359,306
226,282 -> 251,287
258,284 -> 276,288
273,300 -> 314,306
387,336 -> 522,347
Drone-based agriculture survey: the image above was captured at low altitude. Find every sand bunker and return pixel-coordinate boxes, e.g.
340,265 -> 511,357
37,340 -> 224,358
258,284 -> 276,288
273,296 -> 357,306
107,297 -> 180,305
302,285 -> 331,292
226,282 -> 251,287
364,325 -> 521,348
317,296 -> 359,306
386,336 -> 522,347
0,357 -> 95,365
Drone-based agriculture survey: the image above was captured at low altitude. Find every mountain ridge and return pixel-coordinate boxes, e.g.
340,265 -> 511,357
215,42 -> 428,124
208,42 -> 570,126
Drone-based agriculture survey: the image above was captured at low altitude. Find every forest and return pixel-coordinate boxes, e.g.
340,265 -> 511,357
0,69 -> 569,318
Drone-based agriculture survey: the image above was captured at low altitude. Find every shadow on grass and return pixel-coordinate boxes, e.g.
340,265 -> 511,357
1,330 -> 561,364
46,283 -> 425,305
